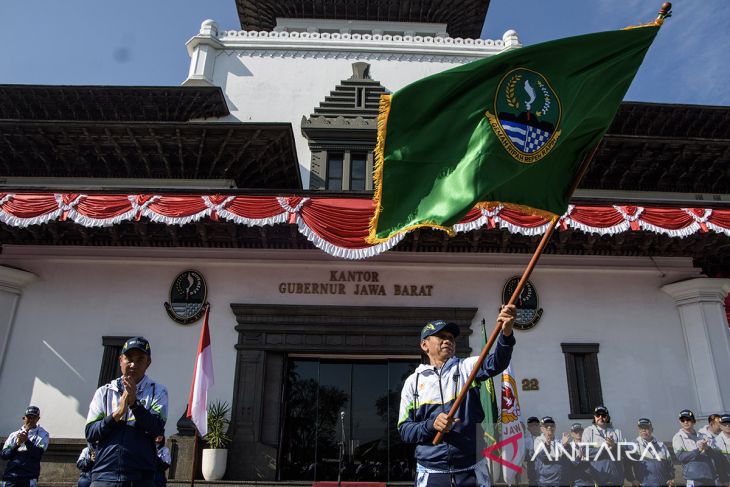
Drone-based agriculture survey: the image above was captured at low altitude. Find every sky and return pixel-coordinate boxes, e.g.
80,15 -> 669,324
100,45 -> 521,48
0,0 -> 727,106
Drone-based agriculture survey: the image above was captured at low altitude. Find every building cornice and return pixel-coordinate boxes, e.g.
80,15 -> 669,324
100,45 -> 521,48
216,29 -> 518,59
0,245 -> 700,276
186,21 -> 520,67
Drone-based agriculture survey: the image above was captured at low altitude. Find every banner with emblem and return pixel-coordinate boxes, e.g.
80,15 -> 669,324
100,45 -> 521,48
500,364 -> 525,486
367,22 -> 663,243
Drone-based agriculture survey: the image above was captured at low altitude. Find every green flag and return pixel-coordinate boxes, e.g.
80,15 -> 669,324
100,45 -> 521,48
479,321 -> 500,461
368,20 -> 665,243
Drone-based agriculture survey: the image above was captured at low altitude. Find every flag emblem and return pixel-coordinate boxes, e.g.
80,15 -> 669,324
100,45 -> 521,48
486,68 -> 562,164
499,372 -> 521,423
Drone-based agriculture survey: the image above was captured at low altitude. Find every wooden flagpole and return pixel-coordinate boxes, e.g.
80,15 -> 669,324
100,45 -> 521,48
433,144 -> 601,445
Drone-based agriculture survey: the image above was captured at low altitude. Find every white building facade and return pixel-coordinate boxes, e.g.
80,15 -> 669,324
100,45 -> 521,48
0,8 -> 729,484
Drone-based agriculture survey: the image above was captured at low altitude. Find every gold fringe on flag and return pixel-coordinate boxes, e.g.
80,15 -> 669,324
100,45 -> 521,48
368,93 -> 472,243
366,94 -> 392,244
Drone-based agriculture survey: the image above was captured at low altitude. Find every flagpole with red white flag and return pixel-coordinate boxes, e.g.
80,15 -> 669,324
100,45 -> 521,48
187,303 -> 214,435
186,304 -> 213,485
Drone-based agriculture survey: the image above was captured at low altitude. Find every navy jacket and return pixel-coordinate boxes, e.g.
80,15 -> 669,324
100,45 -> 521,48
1,426 -> 49,480
85,375 -> 168,481
581,424 -> 626,485
629,437 -> 674,486
533,436 -> 573,485
568,439 -> 593,487
398,332 -> 515,471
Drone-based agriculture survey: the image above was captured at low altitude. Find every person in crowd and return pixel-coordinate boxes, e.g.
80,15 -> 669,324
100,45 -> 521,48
85,336 -> 168,486
525,416 -> 541,486
153,435 -> 171,487
672,409 -> 717,487
698,414 -> 722,442
567,423 -> 592,487
713,415 -> 730,487
1,406 -> 49,487
581,405 -> 626,487
398,306 -> 516,487
628,418 -> 674,487
533,416 -> 572,487
76,445 -> 96,487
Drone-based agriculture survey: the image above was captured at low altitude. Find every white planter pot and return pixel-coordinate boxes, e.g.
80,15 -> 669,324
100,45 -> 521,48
201,448 -> 228,480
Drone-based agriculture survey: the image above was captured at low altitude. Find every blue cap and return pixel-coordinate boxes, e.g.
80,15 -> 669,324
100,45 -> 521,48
679,409 -> 695,421
570,422 -> 584,432
25,406 -> 40,417
121,336 -> 151,356
594,406 -> 609,415
527,416 -> 540,424
720,414 -> 730,424
637,418 -> 653,427
420,320 -> 460,340
540,416 -> 555,425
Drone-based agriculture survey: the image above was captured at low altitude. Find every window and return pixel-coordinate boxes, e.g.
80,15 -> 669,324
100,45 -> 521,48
350,153 -> 367,190
326,153 -> 343,190
561,343 -> 603,419
98,336 -> 129,386
322,150 -> 373,191
355,88 -> 366,108
278,358 -> 419,482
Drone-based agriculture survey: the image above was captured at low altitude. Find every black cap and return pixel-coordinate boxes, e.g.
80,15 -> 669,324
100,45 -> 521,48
678,409 -> 696,421
540,416 -> 555,425
420,320 -> 460,340
527,416 -> 540,424
637,418 -> 653,427
720,414 -> 730,424
121,336 -> 151,356
594,406 -> 609,415
24,406 -> 40,417
570,422 -> 584,432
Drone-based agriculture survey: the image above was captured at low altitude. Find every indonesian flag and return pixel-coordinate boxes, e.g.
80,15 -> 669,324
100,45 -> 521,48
500,364 -> 525,485
186,305 -> 214,436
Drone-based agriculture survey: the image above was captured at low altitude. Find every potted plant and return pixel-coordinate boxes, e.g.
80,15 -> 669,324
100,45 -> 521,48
201,400 -> 232,480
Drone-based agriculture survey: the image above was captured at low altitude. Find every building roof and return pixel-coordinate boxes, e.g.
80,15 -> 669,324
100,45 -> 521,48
0,121 -> 302,189
585,102 -> 730,194
0,85 -> 230,122
235,0 -> 491,39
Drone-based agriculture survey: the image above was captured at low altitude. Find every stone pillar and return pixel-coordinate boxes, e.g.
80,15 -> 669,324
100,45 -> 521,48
0,266 -> 38,374
184,19 -> 223,87
662,278 -> 730,415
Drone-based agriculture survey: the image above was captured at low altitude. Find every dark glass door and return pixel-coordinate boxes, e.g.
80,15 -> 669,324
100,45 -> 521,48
279,358 -> 418,482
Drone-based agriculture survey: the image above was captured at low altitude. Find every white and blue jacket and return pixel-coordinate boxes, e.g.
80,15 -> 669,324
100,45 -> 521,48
672,429 -> 716,482
398,333 -> 515,472
1,425 -> 49,481
712,433 -> 730,483
85,374 -> 168,481
581,424 -> 626,485
628,436 -> 673,486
